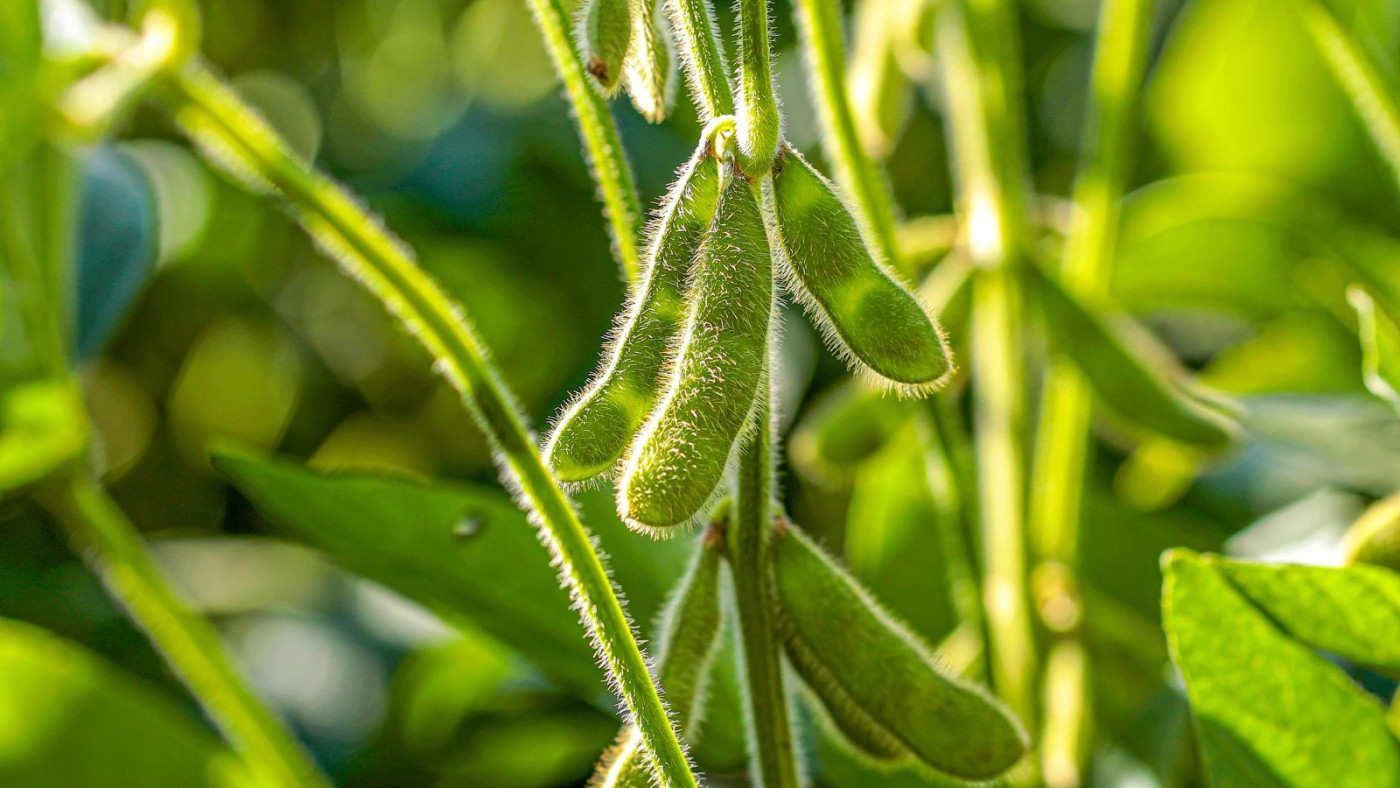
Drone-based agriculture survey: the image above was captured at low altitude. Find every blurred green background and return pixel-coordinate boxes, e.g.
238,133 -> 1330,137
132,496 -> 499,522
7,0 -> 1400,784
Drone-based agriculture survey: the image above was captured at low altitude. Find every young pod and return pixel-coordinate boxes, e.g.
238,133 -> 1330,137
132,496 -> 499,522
591,509 -> 727,786
618,175 -> 774,532
1343,491 -> 1400,571
546,140 -> 722,483
621,0 -> 676,123
772,148 -> 953,395
579,0 -> 635,94
773,523 -> 1030,780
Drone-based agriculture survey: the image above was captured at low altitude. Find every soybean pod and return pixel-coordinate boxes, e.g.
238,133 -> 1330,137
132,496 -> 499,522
773,522 -> 1029,780
580,0 -> 635,94
546,134 -> 722,483
622,0 -> 676,123
772,146 -> 953,394
592,506 -> 728,786
618,173 -> 774,532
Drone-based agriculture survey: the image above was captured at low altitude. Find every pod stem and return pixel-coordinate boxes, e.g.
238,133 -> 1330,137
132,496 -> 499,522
667,0 -> 735,119
1027,0 -> 1152,783
525,0 -> 644,285
937,0 -> 1038,741
728,367 -> 801,787
735,0 -> 782,178
160,62 -> 697,788
37,471 -> 328,788
791,0 -> 903,276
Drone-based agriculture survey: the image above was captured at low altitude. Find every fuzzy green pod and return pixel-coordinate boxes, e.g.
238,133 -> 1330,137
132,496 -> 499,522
580,0 -> 635,94
618,175 -> 774,532
591,508 -> 727,787
773,523 -> 1030,780
546,141 -> 722,483
772,148 -> 953,394
621,0 -> 676,123
1344,492 -> 1400,571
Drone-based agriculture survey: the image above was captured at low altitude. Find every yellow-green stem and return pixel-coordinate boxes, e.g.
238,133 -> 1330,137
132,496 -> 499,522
792,0 -> 903,274
38,472 -> 327,788
162,62 -> 696,788
736,0 -> 782,178
525,0 -> 644,284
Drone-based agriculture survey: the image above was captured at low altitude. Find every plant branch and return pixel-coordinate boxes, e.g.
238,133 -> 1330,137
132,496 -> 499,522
736,0 -> 782,178
791,0 -> 902,274
38,471 -> 327,788
524,0 -> 644,284
159,62 -> 696,788
667,0 -> 735,119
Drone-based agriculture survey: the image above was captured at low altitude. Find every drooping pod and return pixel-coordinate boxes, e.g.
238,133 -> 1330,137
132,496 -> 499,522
591,506 -> 727,786
579,0 -> 635,94
773,522 -> 1029,780
546,132 -> 723,483
618,172 -> 775,532
772,147 -> 953,395
621,0 -> 676,123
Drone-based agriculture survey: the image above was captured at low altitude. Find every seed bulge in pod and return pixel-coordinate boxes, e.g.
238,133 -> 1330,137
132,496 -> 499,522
579,0 -> 634,94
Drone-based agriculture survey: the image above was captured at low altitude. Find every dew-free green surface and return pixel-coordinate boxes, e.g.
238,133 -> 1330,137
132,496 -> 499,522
1163,550 -> 1400,786
581,0 -> 634,92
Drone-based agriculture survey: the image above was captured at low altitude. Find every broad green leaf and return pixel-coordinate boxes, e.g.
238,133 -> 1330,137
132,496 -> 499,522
0,378 -> 88,496
1163,550 -> 1400,786
0,617 -> 248,786
213,449 -> 687,701
1213,557 -> 1400,673
1348,285 -> 1400,411
1029,264 -> 1235,449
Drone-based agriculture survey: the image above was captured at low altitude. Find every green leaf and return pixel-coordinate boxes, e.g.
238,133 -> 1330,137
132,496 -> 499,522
1348,285 -> 1400,411
1213,557 -> 1400,673
1028,264 -> 1236,449
0,378 -> 88,496
0,617 -> 248,786
212,449 -> 687,700
1162,549 -> 1400,786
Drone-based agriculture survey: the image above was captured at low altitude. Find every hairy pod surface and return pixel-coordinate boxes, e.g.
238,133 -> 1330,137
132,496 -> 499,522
772,148 -> 953,394
618,174 -> 774,532
592,514 -> 727,787
580,0 -> 635,94
622,0 -> 676,123
546,144 -> 722,483
773,524 -> 1030,780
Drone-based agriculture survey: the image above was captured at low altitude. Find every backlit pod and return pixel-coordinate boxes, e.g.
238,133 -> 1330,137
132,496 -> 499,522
546,136 -> 722,483
772,147 -> 954,395
621,0 -> 676,123
618,173 -> 775,533
579,0 -> 635,94
773,522 -> 1029,780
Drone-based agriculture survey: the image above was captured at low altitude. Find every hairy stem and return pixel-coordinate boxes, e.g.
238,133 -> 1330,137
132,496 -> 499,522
667,0 -> 735,119
791,0 -> 902,273
524,0 -> 644,284
938,0 -> 1038,736
1028,0 -> 1152,783
728,372 -> 800,788
736,0 -> 782,178
38,472 -> 327,788
161,62 -> 696,788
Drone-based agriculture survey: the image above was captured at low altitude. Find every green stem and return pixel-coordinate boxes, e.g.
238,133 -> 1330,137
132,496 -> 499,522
38,472 -> 326,788
1295,0 -> 1400,194
524,0 -> 644,284
728,371 -> 800,788
792,0 -> 902,273
735,0 -> 782,178
161,62 -> 696,788
667,0 -> 735,119
938,0 -> 1037,733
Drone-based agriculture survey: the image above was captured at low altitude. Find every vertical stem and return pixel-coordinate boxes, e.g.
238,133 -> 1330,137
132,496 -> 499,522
38,472 -> 327,788
524,0 -> 644,284
937,0 -> 1037,734
667,0 -> 735,119
728,370 -> 800,788
735,0 -> 782,178
1028,1 -> 1152,784
163,63 -> 696,788
792,0 -> 902,273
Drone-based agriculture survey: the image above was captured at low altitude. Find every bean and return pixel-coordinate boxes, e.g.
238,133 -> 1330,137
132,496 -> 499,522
622,0 -> 676,123
580,0 -> 635,94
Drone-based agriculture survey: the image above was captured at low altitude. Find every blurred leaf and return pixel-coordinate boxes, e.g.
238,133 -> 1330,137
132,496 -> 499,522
1348,285 -> 1400,411
1163,550 -> 1400,786
1028,264 -> 1236,449
0,617 -> 248,786
0,378 -> 88,496
1213,557 -> 1400,673
0,0 -> 42,175
789,381 -> 913,486
75,146 -> 158,358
